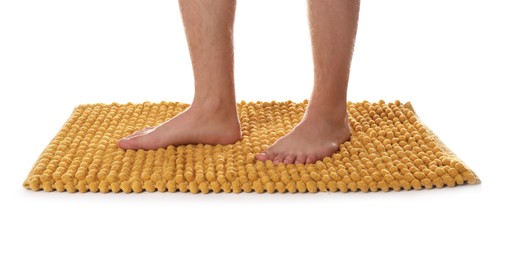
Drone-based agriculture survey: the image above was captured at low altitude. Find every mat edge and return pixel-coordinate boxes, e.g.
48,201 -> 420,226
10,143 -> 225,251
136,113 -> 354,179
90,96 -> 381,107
22,105 -> 81,190
403,101 -> 481,184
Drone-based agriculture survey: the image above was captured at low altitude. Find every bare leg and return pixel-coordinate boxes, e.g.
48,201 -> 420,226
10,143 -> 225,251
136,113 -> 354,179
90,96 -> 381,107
256,0 -> 360,164
118,0 -> 241,150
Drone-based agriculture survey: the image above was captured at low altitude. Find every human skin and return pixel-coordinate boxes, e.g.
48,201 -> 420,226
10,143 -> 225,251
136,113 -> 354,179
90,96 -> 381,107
118,0 -> 360,165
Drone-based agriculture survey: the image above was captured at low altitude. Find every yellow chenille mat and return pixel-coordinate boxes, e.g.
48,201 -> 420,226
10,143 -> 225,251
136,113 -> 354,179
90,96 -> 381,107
23,99 -> 480,193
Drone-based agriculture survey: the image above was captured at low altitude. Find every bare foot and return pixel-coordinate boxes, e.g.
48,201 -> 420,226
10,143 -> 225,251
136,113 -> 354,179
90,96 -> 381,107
255,111 -> 351,164
118,103 -> 242,150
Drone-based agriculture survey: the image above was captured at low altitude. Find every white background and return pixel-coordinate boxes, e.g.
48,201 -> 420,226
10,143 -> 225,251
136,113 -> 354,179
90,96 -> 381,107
1,0 -> 507,259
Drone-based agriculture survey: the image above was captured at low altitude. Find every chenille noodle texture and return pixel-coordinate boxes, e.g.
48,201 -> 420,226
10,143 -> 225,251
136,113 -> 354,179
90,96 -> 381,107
23,99 -> 480,193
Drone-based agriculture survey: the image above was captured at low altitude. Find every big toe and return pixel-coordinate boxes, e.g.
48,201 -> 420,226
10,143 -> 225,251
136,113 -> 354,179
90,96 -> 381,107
118,134 -> 151,150
125,127 -> 155,139
255,150 -> 275,161
255,152 -> 268,161
118,127 -> 159,150
118,136 -> 138,150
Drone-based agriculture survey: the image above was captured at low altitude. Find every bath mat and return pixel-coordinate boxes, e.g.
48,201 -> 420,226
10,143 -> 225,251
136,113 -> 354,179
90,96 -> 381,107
23,99 -> 480,193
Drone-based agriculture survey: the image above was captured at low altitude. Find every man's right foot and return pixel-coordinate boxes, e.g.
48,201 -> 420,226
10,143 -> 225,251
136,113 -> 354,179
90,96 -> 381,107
118,102 -> 242,150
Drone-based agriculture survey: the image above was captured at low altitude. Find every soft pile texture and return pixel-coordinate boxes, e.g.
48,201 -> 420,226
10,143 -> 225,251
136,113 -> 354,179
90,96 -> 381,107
23,99 -> 480,193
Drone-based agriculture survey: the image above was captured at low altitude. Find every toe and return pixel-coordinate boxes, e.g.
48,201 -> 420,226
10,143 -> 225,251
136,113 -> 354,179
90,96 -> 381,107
305,154 -> 317,164
283,154 -> 297,164
255,151 -> 268,161
118,135 -> 140,150
295,154 -> 307,164
256,149 -> 276,161
119,127 -> 159,150
273,153 -> 286,165
123,126 -> 164,149
128,127 -> 155,138
121,127 -> 154,141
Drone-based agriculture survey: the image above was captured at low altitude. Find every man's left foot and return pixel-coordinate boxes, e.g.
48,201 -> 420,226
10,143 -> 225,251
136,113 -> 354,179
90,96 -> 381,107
255,110 -> 351,164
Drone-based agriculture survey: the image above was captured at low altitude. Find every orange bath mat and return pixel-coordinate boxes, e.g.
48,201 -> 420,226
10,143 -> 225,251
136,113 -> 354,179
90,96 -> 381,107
23,99 -> 480,193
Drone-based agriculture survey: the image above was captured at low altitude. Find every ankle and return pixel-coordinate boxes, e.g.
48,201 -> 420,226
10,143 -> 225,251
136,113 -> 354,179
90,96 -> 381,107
305,102 -> 348,122
190,96 -> 238,117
